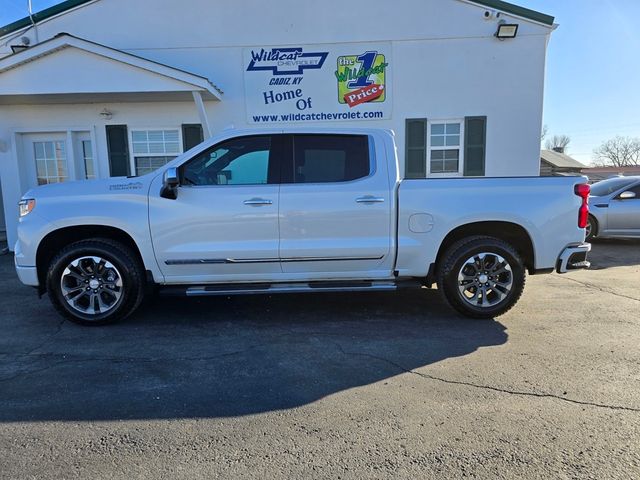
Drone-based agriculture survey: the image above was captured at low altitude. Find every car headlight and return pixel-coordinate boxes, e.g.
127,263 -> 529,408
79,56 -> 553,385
19,199 -> 36,218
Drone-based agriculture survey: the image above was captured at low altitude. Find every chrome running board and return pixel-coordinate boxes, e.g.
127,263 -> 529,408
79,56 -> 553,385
160,280 -> 423,297
185,281 -> 399,297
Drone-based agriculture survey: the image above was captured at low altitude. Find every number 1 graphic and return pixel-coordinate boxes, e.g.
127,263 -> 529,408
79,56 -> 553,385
347,51 -> 377,89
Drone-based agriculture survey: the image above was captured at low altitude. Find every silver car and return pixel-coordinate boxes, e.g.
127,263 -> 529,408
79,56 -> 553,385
587,176 -> 640,240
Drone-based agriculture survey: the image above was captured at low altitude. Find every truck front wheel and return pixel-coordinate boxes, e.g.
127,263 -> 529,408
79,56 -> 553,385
436,236 -> 526,319
46,239 -> 146,326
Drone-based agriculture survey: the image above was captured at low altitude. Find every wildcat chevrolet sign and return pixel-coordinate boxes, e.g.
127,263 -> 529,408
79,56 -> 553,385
244,43 -> 391,123
246,48 -> 329,76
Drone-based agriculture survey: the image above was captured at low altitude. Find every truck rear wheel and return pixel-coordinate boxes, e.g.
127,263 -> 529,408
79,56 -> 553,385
436,236 -> 526,319
46,239 -> 146,326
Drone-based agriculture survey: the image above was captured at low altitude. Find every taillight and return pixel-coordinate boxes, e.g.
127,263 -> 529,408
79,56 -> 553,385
575,184 -> 590,229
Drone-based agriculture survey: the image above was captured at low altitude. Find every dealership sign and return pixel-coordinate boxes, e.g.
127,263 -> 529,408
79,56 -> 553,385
243,43 -> 391,124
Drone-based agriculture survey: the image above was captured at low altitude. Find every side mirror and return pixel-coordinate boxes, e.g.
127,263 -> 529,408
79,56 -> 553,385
160,167 -> 179,199
618,191 -> 637,200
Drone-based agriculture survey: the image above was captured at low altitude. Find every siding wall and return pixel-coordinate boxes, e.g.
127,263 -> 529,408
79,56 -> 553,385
0,0 -> 552,245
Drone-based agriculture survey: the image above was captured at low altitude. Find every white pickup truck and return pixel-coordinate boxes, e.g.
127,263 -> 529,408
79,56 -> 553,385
15,128 -> 591,325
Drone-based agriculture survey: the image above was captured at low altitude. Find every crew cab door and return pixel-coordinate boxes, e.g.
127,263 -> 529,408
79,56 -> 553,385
149,135 -> 284,283
278,134 -> 394,278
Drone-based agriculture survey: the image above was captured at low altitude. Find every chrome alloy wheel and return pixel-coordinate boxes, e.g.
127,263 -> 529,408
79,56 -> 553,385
585,219 -> 593,239
457,253 -> 513,308
60,256 -> 124,315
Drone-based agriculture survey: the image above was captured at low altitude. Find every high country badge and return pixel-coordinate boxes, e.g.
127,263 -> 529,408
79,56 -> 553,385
336,51 -> 388,108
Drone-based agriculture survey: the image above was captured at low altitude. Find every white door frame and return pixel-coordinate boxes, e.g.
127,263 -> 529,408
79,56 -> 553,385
72,131 -> 99,180
12,126 -> 99,189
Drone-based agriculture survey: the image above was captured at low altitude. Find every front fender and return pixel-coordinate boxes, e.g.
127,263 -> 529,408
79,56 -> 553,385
16,192 -> 161,283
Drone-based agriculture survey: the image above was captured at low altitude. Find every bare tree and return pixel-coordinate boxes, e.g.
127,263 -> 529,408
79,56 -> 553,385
545,134 -> 571,152
593,136 -> 640,167
541,124 -> 549,142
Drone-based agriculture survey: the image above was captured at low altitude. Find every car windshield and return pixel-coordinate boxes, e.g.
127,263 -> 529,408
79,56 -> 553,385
590,178 -> 636,197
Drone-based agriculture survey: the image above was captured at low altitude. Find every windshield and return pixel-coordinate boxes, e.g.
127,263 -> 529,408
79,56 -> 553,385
590,178 -> 636,197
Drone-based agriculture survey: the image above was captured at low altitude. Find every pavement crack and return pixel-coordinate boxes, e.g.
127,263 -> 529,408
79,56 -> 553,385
0,330 -> 333,382
21,318 -> 67,356
335,345 -> 640,414
0,362 -> 68,384
556,276 -> 640,303
0,337 -> 293,383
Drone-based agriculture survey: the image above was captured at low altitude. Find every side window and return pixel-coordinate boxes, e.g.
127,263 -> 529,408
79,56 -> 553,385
181,136 -> 272,186
624,184 -> 640,198
292,135 -> 370,184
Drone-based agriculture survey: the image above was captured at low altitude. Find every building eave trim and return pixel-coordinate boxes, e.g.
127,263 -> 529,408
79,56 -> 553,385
467,0 -> 555,26
1,0 -> 554,40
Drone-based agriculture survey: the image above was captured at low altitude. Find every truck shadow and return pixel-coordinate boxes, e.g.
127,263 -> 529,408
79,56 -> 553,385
589,238 -> 640,269
0,273 -> 508,422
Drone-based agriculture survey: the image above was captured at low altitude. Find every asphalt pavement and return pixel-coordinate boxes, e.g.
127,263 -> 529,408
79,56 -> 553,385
0,239 -> 638,479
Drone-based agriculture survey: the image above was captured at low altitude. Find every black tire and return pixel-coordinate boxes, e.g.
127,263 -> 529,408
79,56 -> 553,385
46,238 -> 146,326
586,215 -> 597,242
436,236 -> 526,319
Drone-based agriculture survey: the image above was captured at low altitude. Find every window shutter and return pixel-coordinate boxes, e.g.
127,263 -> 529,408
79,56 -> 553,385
464,116 -> 487,177
106,125 -> 130,177
182,124 -> 204,151
405,118 -> 427,178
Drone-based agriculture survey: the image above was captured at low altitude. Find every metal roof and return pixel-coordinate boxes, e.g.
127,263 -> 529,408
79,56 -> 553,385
0,0 -> 94,38
0,0 -> 555,39
540,150 -> 586,169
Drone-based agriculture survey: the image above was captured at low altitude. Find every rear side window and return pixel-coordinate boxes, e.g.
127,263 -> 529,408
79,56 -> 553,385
292,135 -> 370,183
590,177 -> 636,197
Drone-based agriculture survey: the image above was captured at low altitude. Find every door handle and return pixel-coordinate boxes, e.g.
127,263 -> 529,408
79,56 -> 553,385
356,196 -> 385,204
243,198 -> 273,206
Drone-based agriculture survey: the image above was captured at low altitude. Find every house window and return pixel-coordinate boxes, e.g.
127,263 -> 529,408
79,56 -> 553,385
34,141 -> 68,185
82,140 -> 96,180
428,121 -> 464,176
131,129 -> 181,176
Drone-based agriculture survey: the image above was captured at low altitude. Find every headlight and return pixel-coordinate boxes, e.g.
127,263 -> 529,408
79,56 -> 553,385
18,199 -> 36,218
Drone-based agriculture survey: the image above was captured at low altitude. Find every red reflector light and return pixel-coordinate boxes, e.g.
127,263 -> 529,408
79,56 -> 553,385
575,184 -> 590,199
575,183 -> 590,229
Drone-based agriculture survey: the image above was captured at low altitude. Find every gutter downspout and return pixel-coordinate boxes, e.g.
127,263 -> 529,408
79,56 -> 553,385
28,0 -> 39,43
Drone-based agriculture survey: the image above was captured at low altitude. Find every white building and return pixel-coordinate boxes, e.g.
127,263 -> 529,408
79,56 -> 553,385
0,0 -> 555,247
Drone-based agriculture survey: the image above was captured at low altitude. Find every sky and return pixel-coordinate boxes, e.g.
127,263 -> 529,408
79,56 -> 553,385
1,0 -> 639,166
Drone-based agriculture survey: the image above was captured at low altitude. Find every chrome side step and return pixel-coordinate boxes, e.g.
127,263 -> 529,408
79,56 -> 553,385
160,280 -> 418,297
186,281 -> 398,297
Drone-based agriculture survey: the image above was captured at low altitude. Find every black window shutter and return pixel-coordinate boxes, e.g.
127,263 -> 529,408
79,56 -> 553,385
464,116 -> 487,177
182,124 -> 204,151
106,125 -> 130,177
405,118 -> 427,178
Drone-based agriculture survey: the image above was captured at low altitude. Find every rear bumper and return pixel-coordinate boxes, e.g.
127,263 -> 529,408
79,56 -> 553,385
556,243 -> 591,274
